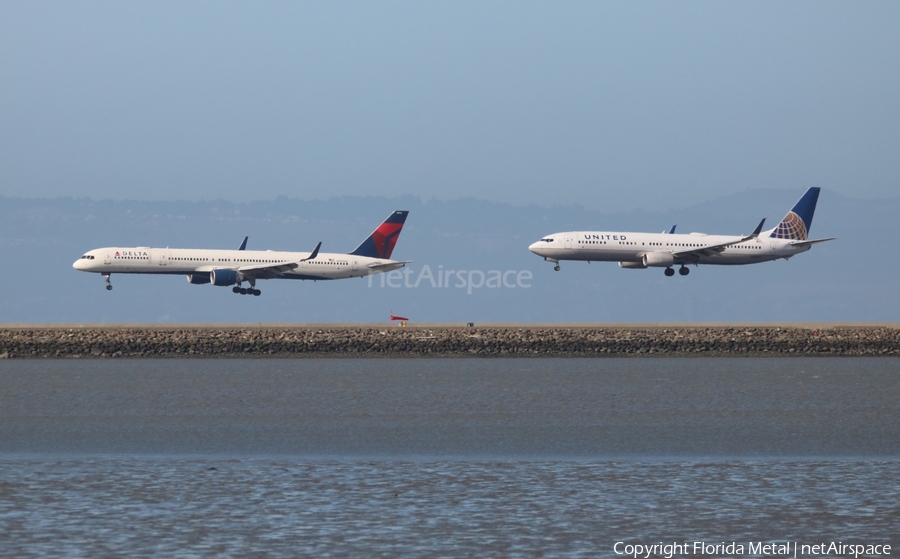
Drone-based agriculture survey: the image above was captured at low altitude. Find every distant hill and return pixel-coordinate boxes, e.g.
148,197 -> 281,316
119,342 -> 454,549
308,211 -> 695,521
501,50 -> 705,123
0,189 -> 894,323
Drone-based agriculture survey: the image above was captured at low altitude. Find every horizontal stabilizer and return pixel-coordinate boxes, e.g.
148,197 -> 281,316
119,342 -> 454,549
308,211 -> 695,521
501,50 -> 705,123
790,237 -> 836,248
367,260 -> 412,271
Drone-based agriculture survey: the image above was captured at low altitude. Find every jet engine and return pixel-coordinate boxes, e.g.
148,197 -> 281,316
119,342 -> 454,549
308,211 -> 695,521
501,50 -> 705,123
210,269 -> 241,286
186,273 -> 210,285
642,252 -> 676,268
618,261 -> 647,269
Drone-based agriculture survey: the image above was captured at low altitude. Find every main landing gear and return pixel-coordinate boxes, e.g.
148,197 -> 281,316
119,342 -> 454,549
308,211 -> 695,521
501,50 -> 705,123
664,266 -> 690,277
104,273 -> 113,290
233,286 -> 261,296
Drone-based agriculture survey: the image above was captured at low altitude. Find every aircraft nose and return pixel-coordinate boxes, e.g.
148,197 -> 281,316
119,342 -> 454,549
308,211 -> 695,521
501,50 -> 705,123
73,258 -> 86,270
528,241 -> 544,255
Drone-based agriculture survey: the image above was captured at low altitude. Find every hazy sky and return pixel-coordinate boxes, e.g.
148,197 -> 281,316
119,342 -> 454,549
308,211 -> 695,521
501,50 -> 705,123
2,2 -> 898,211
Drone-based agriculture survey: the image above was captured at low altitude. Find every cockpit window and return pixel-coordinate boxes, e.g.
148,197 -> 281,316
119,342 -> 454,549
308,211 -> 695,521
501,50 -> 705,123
540,238 -> 554,243
80,255 -> 95,260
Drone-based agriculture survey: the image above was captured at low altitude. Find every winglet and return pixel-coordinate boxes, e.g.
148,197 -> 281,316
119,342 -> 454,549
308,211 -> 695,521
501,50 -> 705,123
238,236 -> 248,251
300,242 -> 322,262
749,218 -> 766,238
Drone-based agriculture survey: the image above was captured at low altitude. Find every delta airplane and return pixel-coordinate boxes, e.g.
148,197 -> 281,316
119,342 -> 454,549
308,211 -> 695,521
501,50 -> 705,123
529,187 -> 834,277
73,210 -> 409,295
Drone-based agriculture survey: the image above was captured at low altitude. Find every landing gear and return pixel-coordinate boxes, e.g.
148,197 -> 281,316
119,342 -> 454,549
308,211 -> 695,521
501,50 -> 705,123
232,284 -> 261,296
554,265 -> 561,272
104,273 -> 113,290
664,266 -> 691,277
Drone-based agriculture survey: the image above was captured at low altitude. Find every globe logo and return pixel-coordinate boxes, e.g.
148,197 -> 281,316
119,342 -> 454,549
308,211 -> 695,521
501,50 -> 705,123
772,211 -> 808,240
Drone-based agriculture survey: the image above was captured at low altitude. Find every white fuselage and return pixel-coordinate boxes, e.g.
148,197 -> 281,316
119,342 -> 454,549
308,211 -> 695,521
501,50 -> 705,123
528,229 -> 810,267
72,247 -> 405,280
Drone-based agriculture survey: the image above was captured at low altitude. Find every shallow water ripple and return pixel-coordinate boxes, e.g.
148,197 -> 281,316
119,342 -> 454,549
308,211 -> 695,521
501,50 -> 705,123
1,459 -> 898,558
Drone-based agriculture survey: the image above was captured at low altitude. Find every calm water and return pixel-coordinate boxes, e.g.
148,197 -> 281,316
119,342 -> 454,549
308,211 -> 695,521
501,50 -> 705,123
1,358 -> 898,557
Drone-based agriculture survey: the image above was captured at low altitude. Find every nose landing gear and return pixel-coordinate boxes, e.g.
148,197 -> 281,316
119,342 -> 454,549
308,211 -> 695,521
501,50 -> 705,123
104,273 -> 113,290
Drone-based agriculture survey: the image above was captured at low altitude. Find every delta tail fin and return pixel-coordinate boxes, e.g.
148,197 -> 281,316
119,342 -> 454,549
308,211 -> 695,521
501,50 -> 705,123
770,187 -> 820,241
349,210 -> 409,259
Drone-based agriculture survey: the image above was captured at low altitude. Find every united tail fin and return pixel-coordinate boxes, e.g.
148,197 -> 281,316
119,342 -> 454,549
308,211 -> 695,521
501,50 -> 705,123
770,187 -> 820,240
349,210 -> 409,259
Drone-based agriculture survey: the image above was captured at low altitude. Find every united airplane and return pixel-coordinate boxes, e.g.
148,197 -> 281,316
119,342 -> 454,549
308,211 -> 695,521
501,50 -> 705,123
529,188 -> 834,277
73,210 -> 409,295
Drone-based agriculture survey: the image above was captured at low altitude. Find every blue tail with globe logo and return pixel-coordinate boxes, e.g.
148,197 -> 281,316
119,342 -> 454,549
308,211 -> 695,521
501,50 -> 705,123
769,187 -> 821,241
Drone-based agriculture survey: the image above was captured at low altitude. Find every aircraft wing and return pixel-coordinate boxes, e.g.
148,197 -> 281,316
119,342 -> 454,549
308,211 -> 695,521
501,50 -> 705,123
237,261 -> 300,279
672,219 -> 766,264
236,242 -> 322,279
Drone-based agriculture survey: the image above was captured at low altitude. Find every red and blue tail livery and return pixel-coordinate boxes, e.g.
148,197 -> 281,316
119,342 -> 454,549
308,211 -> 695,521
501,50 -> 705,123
350,210 -> 409,259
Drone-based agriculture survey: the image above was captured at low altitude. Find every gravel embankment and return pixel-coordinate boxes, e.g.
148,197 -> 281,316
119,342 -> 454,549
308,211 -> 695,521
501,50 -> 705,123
1,325 -> 899,358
